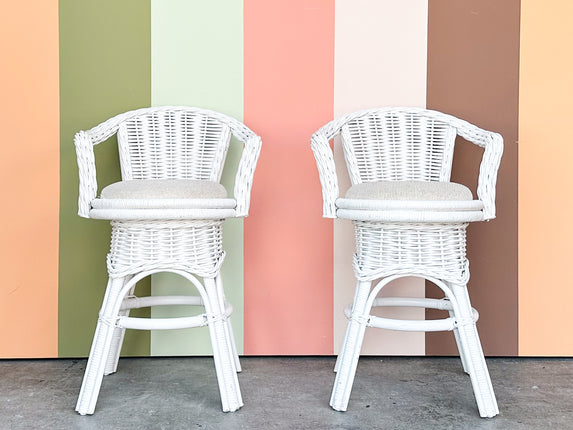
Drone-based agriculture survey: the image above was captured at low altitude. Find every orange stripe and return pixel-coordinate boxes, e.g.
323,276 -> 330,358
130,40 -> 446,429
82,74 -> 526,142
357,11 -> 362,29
519,0 -> 573,356
0,1 -> 59,357
243,0 -> 334,354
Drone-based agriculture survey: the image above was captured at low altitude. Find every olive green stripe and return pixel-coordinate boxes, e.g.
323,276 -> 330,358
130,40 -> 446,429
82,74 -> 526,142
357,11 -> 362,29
58,0 -> 152,357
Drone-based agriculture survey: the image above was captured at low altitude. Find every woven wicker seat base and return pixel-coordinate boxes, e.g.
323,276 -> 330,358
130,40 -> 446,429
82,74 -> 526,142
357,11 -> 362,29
352,221 -> 469,284
107,220 -> 226,279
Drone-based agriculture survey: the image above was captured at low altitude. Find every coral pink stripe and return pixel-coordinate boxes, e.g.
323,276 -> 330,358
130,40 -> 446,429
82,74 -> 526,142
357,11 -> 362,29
243,0 -> 334,354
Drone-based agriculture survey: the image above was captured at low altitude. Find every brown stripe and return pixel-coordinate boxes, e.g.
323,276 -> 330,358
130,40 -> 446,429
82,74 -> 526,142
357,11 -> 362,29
426,0 -> 520,356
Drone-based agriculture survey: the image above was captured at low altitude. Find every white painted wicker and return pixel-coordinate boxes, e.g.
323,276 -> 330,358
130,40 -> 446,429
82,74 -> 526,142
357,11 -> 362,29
311,107 -> 502,418
75,106 -> 261,218
73,106 -> 261,415
311,107 -> 502,221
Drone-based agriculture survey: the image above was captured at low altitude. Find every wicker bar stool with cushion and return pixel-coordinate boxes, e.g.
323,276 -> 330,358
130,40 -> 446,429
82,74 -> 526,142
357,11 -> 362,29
311,107 -> 503,418
73,106 -> 261,415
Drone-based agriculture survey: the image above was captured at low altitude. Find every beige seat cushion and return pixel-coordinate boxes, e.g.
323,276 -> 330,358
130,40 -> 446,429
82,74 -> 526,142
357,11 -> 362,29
337,180 -> 483,222
345,180 -> 473,201
90,180 -> 235,220
100,179 -> 228,199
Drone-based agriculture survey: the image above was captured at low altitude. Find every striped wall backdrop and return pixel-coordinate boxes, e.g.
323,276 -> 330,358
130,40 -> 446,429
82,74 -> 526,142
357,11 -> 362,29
1,0 -> 572,358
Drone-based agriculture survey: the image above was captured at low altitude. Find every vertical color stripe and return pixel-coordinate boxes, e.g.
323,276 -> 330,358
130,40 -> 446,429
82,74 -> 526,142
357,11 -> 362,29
426,0 -> 520,356
334,0 -> 428,355
0,0 -> 59,358
519,0 -> 573,356
3,1 -> 573,360
59,0 -> 151,357
150,0 -> 244,355
243,0 -> 335,354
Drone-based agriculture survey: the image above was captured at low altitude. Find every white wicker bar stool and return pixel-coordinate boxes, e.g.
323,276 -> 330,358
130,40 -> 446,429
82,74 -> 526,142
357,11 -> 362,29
311,107 -> 503,418
73,106 -> 261,415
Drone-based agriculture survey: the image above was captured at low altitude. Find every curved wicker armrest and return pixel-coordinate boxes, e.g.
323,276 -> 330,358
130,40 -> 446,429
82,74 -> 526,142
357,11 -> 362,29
207,111 -> 262,217
74,112 -> 133,218
233,134 -> 262,217
74,131 -> 98,218
453,121 -> 503,221
311,130 -> 339,218
310,110 -> 382,218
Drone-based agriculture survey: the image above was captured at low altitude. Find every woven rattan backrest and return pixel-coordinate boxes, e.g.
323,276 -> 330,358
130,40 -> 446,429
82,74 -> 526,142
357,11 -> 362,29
117,110 -> 231,182
340,110 -> 457,184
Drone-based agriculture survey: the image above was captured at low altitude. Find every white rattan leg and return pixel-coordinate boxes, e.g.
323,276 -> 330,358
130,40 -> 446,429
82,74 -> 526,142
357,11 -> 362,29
333,334 -> 345,373
226,318 -> 241,373
334,279 -> 364,374
104,279 -> 136,376
204,277 -> 243,412
330,280 -> 372,412
103,309 -> 127,376
449,307 -> 470,374
450,283 -> 498,418
76,277 -> 126,415
103,316 -> 126,376
333,353 -> 341,373
215,274 -> 241,373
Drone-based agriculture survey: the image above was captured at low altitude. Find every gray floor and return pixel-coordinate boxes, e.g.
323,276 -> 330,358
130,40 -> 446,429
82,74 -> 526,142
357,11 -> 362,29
1,356 -> 572,430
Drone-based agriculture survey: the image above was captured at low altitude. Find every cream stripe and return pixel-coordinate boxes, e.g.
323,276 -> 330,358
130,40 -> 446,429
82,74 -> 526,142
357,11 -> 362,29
333,0 -> 428,355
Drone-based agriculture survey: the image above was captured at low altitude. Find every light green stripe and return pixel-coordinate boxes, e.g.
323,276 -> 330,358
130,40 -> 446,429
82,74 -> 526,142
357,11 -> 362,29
58,0 -> 152,356
150,0 -> 244,355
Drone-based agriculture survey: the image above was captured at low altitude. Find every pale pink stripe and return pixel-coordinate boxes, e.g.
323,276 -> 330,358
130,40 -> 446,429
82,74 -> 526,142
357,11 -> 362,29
333,0 -> 429,356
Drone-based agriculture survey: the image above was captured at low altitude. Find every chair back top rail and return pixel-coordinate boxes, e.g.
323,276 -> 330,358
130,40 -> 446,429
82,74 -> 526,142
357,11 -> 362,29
86,106 -> 257,146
